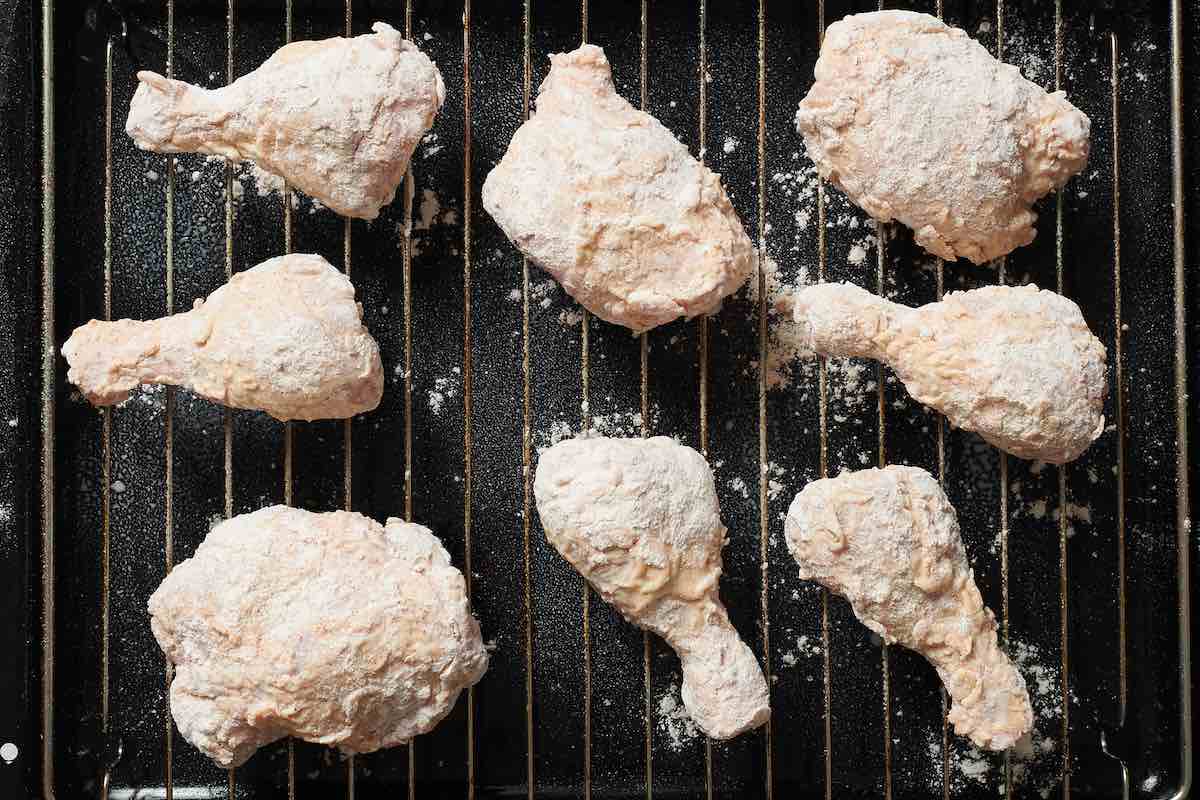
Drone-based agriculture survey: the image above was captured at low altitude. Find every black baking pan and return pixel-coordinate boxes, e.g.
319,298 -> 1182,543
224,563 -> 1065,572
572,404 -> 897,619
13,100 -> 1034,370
3,0 -> 1196,797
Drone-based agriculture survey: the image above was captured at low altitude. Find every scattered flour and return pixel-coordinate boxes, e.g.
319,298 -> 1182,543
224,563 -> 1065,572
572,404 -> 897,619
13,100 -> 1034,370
718,459 -> 788,504
753,155 -> 885,392
534,408 -> 653,455
764,460 -> 788,501
769,160 -> 824,255
656,682 -> 700,752
246,162 -> 286,197
957,747 -> 990,782
750,256 -> 813,389
727,476 -> 750,500
421,131 -> 443,158
415,189 -> 441,231
427,390 -> 445,415
1009,479 -> 1094,538
914,637 -> 1064,796
826,358 -> 875,411
778,634 -> 822,666
530,279 -> 559,309
115,384 -> 166,414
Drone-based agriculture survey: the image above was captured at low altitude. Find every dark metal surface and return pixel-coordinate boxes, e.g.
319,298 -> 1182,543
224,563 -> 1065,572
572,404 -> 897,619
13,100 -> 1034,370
0,0 -> 42,798
4,0 -> 1196,798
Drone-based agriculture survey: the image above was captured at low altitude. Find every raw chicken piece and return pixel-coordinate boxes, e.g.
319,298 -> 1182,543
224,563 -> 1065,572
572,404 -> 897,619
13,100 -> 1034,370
126,22 -> 444,219
795,11 -> 1089,264
149,506 -> 488,768
483,45 -> 755,333
534,436 -> 770,739
786,466 -> 1033,751
792,281 -> 1106,463
62,253 -> 383,421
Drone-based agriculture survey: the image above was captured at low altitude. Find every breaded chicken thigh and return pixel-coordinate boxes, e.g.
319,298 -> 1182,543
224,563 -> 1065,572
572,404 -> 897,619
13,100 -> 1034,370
149,506 -> 488,768
795,11 -> 1089,263
483,45 -> 755,332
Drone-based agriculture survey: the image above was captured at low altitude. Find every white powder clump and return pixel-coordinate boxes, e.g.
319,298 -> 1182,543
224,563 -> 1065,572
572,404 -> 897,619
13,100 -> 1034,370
530,279 -> 559,309
421,131 -> 442,158
723,136 -> 738,154
427,375 -> 458,416
538,420 -> 575,454
1003,640 -> 1064,798
779,634 -> 822,666
656,682 -> 699,752
957,748 -> 990,782
1011,640 -> 1056,701
246,162 -> 286,197
765,461 -> 788,501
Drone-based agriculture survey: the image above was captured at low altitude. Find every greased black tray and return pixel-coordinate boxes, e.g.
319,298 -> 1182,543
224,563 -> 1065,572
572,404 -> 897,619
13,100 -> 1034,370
2,1 -> 1196,798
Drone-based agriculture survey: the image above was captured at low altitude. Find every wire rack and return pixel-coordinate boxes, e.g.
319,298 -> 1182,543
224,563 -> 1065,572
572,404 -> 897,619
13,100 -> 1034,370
3,0 -> 1194,798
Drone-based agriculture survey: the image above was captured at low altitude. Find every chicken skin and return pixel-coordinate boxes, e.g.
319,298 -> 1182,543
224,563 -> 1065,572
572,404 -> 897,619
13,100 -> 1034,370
795,11 -> 1089,264
483,45 -> 755,333
792,281 -> 1106,463
149,506 -> 488,768
786,466 -> 1033,751
62,254 -> 383,421
126,22 -> 444,219
534,436 -> 770,739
